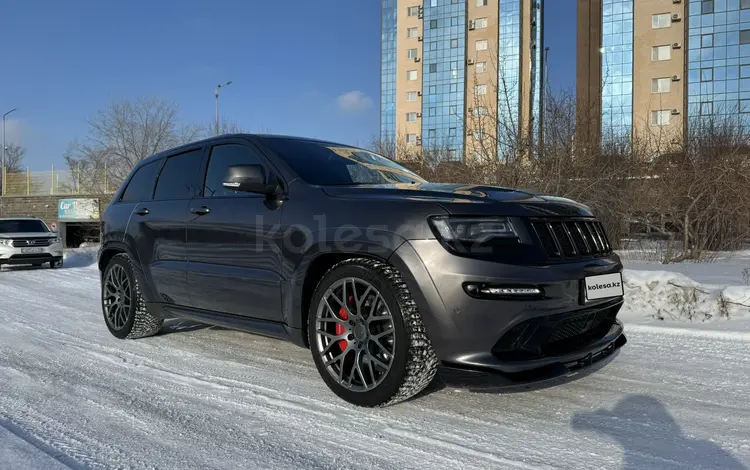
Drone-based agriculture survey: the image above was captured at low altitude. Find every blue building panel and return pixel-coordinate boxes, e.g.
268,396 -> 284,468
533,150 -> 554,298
601,0 -> 634,140
421,0 -> 466,158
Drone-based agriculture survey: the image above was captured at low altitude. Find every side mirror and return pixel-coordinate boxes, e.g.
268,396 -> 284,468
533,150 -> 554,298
222,164 -> 279,195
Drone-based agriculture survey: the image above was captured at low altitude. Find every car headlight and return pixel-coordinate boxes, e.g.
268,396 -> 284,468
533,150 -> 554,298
428,216 -> 518,244
0,239 -> 12,246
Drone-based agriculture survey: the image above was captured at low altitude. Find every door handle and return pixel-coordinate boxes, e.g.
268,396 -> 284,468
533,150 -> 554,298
134,208 -> 150,216
190,206 -> 211,216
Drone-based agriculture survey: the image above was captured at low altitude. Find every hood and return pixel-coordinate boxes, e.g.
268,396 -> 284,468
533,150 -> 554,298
322,183 -> 594,217
323,182 -> 539,203
0,232 -> 57,239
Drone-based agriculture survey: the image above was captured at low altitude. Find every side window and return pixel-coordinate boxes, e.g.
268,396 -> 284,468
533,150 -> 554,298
153,149 -> 204,201
120,160 -> 160,202
203,144 -> 265,197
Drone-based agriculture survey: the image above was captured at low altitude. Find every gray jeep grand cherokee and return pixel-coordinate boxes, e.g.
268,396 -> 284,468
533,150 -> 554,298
97,134 -> 626,407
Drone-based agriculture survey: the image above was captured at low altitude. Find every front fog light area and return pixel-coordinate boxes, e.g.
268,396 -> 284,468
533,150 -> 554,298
463,283 -> 544,299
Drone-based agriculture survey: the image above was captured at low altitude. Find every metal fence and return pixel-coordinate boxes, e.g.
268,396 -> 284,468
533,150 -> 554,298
0,165 -> 119,196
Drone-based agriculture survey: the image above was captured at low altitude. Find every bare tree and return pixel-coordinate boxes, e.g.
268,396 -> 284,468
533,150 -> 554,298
3,143 -> 25,173
64,97 -> 201,193
197,118 -> 248,139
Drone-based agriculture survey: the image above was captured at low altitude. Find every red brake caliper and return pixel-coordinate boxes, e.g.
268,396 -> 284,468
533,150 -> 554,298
335,296 -> 354,352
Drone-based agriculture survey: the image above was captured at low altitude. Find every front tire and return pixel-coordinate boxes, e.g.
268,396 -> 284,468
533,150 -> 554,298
308,258 -> 438,407
101,253 -> 163,339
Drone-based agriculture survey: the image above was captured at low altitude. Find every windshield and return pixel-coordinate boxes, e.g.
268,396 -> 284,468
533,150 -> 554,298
262,137 -> 427,186
0,220 -> 50,234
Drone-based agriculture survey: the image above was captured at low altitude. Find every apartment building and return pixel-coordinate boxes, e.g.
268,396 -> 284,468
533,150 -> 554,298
579,0 -> 750,148
381,0 -> 544,160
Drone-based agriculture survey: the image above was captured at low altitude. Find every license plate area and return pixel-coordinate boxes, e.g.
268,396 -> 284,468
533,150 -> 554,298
20,247 -> 43,254
584,273 -> 624,301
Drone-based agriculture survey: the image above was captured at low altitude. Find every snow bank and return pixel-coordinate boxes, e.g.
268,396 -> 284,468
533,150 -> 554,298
63,245 -> 100,269
621,269 -> 750,322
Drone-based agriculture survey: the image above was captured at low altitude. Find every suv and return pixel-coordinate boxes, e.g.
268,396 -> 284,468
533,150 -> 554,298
98,134 -> 626,407
0,217 -> 63,268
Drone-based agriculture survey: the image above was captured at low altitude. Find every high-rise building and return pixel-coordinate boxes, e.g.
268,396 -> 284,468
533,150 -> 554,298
578,0 -> 750,148
381,0 -> 544,160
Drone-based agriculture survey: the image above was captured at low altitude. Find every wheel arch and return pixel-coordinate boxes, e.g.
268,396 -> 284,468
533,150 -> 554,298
293,249 -> 397,348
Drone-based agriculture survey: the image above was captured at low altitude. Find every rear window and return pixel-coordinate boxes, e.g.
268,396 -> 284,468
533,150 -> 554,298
261,138 -> 425,186
0,219 -> 50,233
121,160 -> 160,202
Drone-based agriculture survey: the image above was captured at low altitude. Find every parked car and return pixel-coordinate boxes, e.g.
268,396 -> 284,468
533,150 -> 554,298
97,134 -> 626,406
0,217 -> 63,268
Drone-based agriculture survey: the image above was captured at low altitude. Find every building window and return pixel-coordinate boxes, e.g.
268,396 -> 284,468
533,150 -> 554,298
652,45 -> 671,61
428,129 -> 436,138
407,48 -> 418,59
448,128 -> 457,137
406,91 -> 418,102
407,27 -> 418,38
743,0 -> 750,9
473,106 -> 488,116
430,0 -> 437,6
476,39 -> 488,51
476,62 -> 487,73
406,112 -> 418,122
652,78 -> 671,93
701,68 -> 713,82
651,110 -> 671,126
407,70 -> 417,81
652,13 -> 671,29
430,19 -> 438,29
406,133 -> 418,144
428,63 -> 437,73
702,0 -> 713,14
429,41 -> 438,51
447,148 -> 457,160
701,34 -> 713,48
475,84 -> 488,96
741,30 -> 750,44
476,0 -> 488,6
741,99 -> 750,113
449,105 -> 457,115
473,129 -> 484,140
407,6 -> 420,16
451,38 -> 458,48
700,102 -> 713,115
475,17 -> 488,29
449,83 -> 458,93
429,85 -> 437,94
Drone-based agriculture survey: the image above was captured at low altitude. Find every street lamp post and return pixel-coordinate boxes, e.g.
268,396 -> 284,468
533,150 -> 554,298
215,81 -> 232,136
2,108 -> 18,197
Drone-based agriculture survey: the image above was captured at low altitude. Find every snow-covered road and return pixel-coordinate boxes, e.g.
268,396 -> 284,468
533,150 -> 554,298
1,262 -> 748,469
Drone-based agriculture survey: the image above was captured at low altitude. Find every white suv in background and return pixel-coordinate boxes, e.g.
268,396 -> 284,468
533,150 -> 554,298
0,217 -> 63,269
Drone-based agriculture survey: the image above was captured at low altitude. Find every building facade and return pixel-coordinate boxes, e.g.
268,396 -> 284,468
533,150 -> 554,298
381,0 -> 544,160
578,0 -> 750,149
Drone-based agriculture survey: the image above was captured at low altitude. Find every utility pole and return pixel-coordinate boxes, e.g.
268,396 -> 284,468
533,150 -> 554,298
2,108 -> 18,197
215,81 -> 232,136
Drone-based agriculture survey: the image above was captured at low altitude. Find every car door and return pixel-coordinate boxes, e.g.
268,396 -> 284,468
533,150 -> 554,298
186,139 -> 284,322
126,147 -> 204,306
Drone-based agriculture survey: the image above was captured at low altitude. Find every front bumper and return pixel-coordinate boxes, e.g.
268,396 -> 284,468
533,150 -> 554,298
0,245 -> 64,265
388,239 -> 626,375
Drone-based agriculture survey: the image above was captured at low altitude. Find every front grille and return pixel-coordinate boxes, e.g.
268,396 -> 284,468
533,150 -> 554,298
492,300 -> 622,361
11,238 -> 54,248
530,219 -> 612,261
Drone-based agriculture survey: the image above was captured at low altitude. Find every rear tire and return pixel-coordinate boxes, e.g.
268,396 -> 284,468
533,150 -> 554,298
308,258 -> 438,407
101,253 -> 163,339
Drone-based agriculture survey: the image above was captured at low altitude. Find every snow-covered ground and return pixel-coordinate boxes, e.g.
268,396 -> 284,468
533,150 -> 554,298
0,248 -> 749,469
